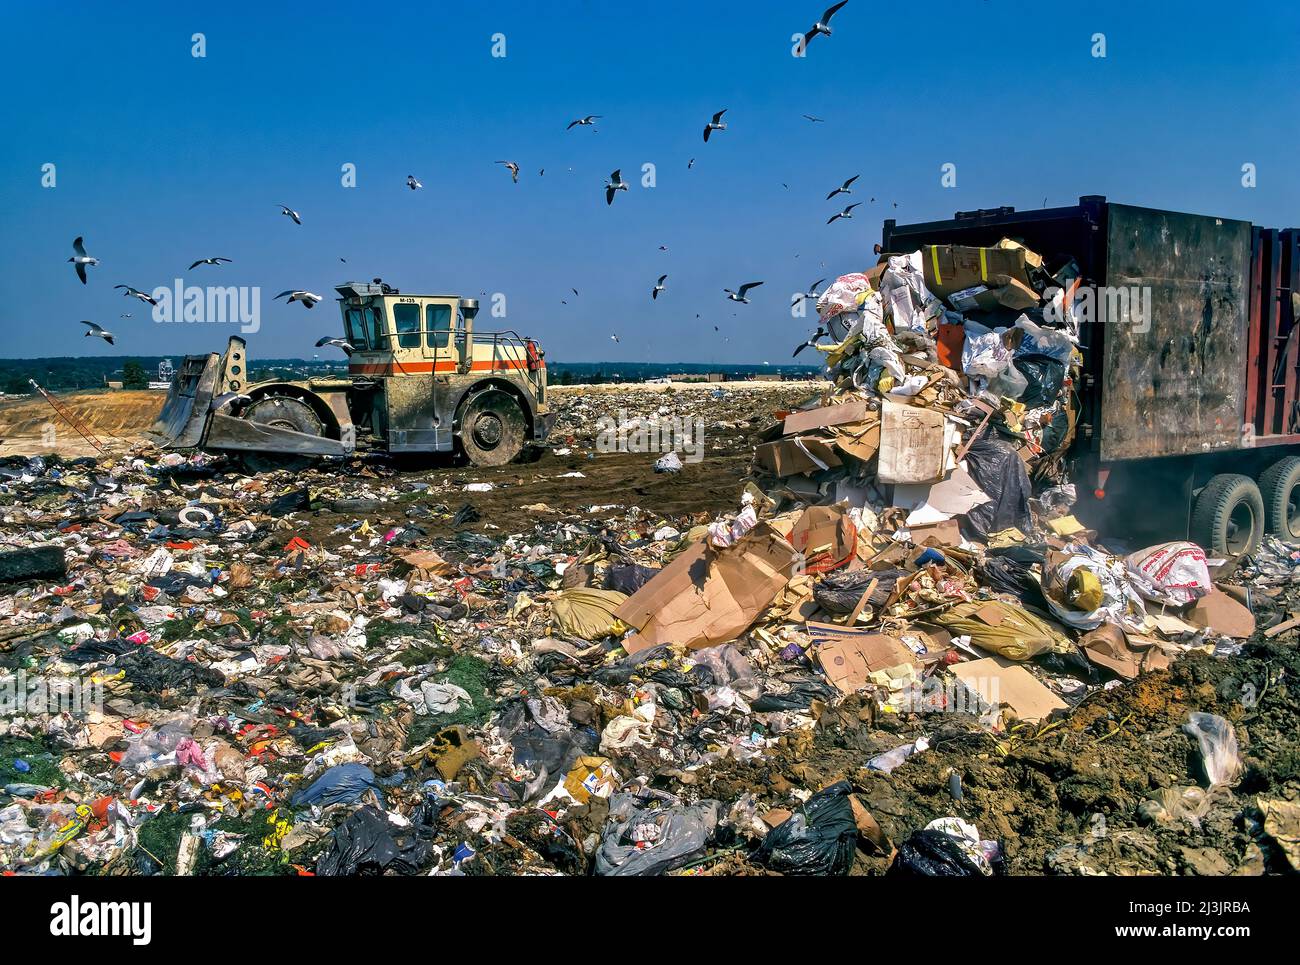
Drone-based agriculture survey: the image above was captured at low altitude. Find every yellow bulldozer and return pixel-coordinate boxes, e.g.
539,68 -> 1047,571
148,279 -> 555,470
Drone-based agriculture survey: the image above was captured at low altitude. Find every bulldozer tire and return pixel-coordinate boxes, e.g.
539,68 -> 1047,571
458,390 -> 526,467
1190,473 -> 1264,558
1259,455 -> 1300,540
237,395 -> 323,474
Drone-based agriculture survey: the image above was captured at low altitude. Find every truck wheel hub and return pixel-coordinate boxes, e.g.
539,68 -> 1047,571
473,413 -> 503,447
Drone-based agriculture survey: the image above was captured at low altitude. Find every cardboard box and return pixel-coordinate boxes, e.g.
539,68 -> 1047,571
754,437 -> 842,477
788,505 -> 856,573
922,244 -> 1032,299
947,277 -> 1040,313
615,526 -> 799,653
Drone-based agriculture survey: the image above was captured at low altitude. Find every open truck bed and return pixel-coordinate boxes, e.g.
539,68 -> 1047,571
883,196 -> 1300,551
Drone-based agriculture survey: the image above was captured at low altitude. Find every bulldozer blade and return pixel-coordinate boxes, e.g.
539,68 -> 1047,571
202,413 -> 348,456
146,353 -> 221,448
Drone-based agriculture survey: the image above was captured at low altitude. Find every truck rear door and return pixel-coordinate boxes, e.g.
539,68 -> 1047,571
1098,204 -> 1251,461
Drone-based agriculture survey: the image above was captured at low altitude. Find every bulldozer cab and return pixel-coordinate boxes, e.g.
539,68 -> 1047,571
334,281 -> 549,458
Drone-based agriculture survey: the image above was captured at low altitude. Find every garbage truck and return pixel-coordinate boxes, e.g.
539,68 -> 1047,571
149,280 -> 555,470
884,195 -> 1300,557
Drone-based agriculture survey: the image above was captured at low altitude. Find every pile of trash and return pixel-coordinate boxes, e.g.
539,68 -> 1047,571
0,369 -> 1298,876
760,239 -> 1075,521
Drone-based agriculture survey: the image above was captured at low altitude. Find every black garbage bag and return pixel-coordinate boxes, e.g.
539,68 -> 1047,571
961,436 -> 1033,541
813,568 -> 903,614
756,781 -> 858,876
116,647 -> 225,691
315,805 -> 432,876
750,674 -> 837,712
887,829 -> 994,877
264,488 -> 311,518
976,555 -> 1047,608
604,563 -> 660,595
1012,353 -> 1065,409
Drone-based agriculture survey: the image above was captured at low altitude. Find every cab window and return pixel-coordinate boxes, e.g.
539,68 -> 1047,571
427,304 -> 452,350
344,308 -> 368,349
364,306 -> 387,349
393,303 -> 421,348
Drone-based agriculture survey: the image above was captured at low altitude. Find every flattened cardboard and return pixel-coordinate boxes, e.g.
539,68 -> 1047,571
832,422 -> 881,463
615,526 -> 798,653
950,657 -> 1067,723
879,399 -> 946,484
1185,588 -> 1256,639
1081,623 -> 1172,679
810,621 -> 921,694
783,399 -> 872,436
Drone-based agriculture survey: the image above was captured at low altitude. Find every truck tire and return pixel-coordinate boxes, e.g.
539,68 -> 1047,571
238,395 -> 322,474
1259,455 -> 1300,540
458,390 -> 526,467
1190,473 -> 1264,557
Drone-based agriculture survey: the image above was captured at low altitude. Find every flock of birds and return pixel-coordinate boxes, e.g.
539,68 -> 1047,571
66,3 -> 873,359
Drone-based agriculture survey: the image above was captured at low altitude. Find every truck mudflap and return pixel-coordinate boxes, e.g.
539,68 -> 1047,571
202,413 -> 349,456
146,353 -> 221,448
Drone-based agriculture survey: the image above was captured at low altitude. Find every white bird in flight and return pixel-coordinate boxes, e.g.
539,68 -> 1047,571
724,281 -> 764,304
68,237 -> 98,284
703,109 -> 727,142
81,320 -> 114,345
275,290 -> 322,309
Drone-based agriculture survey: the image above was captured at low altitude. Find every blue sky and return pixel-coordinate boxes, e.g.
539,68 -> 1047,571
1,0 -> 1297,363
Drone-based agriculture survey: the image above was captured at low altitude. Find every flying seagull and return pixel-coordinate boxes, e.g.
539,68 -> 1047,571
567,115 -> 601,130
724,281 -> 764,304
610,334 -> 621,343
827,202 -> 861,224
803,114 -> 825,123
115,285 -> 158,306
688,158 -> 696,169
189,257 -> 233,270
801,1 -> 849,52
605,169 -> 628,205
792,278 -> 827,304
278,203 -> 302,224
406,175 -> 423,190
69,237 -> 98,284
496,160 -> 520,183
275,290 -> 322,309
826,174 -> 859,200
792,325 -> 830,357
315,336 -> 353,356
81,320 -> 114,345
703,109 -> 727,142
652,274 -> 668,300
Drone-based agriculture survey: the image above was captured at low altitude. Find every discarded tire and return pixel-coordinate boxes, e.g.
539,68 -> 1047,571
1259,456 -> 1300,540
1190,473 -> 1264,557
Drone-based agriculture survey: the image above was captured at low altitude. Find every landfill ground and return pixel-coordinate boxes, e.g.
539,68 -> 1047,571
2,381 -> 1299,877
